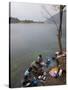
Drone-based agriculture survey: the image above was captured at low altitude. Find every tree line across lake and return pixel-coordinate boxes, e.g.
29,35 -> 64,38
9,17 -> 44,23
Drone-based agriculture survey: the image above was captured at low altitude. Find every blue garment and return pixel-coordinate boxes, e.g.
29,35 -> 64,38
46,57 -> 52,67
31,79 -> 38,86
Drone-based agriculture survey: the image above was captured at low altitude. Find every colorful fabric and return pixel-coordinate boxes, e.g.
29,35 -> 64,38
49,67 -> 59,77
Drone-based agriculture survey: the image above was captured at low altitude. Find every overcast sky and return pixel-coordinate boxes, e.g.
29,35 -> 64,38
10,2 -> 60,21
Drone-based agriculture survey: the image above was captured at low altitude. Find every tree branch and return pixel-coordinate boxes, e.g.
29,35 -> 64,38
41,5 -> 59,31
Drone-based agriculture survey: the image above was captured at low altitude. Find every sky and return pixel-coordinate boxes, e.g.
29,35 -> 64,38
10,2 -> 60,21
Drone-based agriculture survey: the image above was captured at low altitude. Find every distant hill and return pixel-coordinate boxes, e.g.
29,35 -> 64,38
9,17 -> 20,23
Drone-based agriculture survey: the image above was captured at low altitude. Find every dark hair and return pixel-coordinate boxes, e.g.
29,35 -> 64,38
28,67 -> 32,72
38,54 -> 42,58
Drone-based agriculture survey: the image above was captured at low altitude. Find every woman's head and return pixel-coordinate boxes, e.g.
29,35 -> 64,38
38,54 -> 42,58
37,54 -> 43,62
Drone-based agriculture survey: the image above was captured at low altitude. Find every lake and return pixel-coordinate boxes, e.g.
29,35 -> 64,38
10,23 -> 66,87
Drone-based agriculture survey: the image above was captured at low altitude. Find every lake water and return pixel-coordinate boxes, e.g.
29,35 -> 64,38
10,23 -> 66,87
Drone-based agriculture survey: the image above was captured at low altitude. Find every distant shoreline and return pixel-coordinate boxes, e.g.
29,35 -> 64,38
9,17 -> 45,24
9,22 -> 45,24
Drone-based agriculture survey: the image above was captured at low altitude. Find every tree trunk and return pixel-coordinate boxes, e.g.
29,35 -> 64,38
57,5 -> 63,54
57,33 -> 62,54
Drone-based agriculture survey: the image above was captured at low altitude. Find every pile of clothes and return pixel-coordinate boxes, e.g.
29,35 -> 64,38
49,66 -> 63,78
23,54 -> 46,87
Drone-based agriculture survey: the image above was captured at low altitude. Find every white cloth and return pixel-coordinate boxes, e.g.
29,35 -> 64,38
24,69 -> 29,76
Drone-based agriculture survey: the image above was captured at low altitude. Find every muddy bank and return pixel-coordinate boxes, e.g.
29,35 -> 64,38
11,53 -> 66,88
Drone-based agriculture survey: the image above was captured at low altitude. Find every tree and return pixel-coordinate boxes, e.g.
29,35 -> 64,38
41,5 -> 65,54
57,5 -> 65,54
